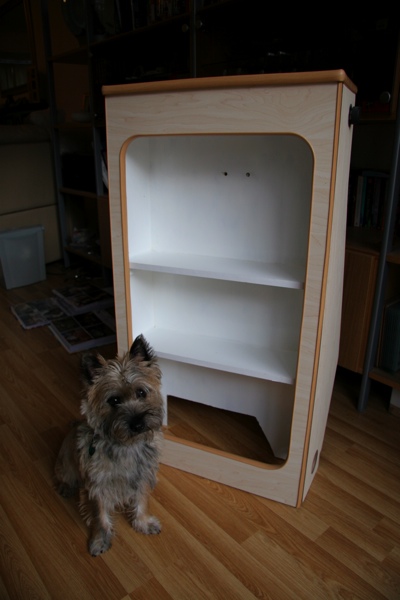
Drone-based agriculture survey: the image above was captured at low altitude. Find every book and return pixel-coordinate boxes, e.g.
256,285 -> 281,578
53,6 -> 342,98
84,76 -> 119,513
52,283 -> 114,316
11,298 -> 66,330
348,170 -> 388,229
353,173 -> 365,227
48,310 -> 116,353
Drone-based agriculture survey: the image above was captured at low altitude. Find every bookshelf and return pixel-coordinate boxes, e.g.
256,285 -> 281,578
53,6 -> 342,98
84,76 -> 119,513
40,0 -> 400,410
104,71 -> 356,506
40,0 -> 191,275
337,50 -> 400,408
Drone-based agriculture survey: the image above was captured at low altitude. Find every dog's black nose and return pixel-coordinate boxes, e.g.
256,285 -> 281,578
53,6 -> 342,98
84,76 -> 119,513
129,415 -> 146,433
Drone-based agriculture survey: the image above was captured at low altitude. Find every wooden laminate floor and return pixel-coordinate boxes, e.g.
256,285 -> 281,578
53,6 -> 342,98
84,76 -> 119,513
1,263 -> 400,599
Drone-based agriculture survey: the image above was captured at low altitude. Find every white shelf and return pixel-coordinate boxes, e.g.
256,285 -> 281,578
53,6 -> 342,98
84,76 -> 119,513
130,252 -> 305,289
143,328 -> 297,384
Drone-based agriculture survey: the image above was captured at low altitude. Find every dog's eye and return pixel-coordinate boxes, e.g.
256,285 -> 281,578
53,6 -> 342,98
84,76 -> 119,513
107,396 -> 122,407
135,388 -> 147,400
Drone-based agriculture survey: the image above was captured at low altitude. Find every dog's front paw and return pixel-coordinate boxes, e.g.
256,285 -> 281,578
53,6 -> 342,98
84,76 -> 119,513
88,528 -> 112,556
132,515 -> 161,535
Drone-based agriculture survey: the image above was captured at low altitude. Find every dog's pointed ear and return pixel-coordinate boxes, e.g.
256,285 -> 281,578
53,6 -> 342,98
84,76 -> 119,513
81,353 -> 103,384
129,334 -> 155,363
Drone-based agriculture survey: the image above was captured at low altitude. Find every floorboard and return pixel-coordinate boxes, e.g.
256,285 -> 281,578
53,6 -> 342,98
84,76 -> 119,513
0,263 -> 399,599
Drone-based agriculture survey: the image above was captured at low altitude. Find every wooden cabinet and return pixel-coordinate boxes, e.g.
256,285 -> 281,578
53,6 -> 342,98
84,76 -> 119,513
344,112 -> 400,409
339,230 -> 400,407
104,70 -> 355,506
338,245 -> 379,373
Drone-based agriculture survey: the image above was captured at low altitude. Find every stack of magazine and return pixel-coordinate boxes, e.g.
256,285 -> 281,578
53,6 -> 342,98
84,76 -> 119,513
11,284 -> 116,353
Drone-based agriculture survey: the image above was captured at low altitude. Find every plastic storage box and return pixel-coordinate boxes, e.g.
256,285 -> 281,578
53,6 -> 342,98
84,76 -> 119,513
0,225 -> 46,289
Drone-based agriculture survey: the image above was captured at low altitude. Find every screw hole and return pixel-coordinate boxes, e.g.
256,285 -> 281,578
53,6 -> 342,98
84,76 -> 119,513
246,172 -> 250,177
223,172 -> 228,176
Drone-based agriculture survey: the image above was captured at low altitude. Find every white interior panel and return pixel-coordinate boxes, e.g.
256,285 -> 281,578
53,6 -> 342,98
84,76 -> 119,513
160,359 -> 295,460
125,132 -> 313,462
125,134 -> 313,267
130,271 -> 303,382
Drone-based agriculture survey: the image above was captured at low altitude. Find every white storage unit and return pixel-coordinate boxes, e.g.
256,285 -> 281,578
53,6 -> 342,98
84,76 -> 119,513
104,71 -> 356,506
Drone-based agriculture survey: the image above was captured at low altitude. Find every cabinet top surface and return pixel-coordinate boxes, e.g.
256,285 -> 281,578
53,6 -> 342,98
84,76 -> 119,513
103,70 -> 357,98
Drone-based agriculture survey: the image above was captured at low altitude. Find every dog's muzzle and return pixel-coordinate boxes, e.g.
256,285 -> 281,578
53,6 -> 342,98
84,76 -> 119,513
129,413 -> 148,434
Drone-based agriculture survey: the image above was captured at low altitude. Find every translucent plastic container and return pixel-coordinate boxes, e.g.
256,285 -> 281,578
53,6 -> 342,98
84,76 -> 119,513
0,225 -> 46,289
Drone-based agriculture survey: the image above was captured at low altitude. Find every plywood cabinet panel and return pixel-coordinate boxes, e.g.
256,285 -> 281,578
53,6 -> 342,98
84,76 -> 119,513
338,249 -> 378,373
104,71 -> 356,506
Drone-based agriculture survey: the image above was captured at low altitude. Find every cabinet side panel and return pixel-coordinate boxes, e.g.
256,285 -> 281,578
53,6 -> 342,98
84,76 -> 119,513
301,85 -> 355,500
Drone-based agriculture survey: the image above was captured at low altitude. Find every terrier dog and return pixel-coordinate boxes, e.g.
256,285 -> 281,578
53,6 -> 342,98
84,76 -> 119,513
54,334 -> 164,556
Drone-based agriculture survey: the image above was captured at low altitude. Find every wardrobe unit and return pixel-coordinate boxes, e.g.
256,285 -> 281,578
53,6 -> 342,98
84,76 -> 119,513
103,70 -> 356,506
